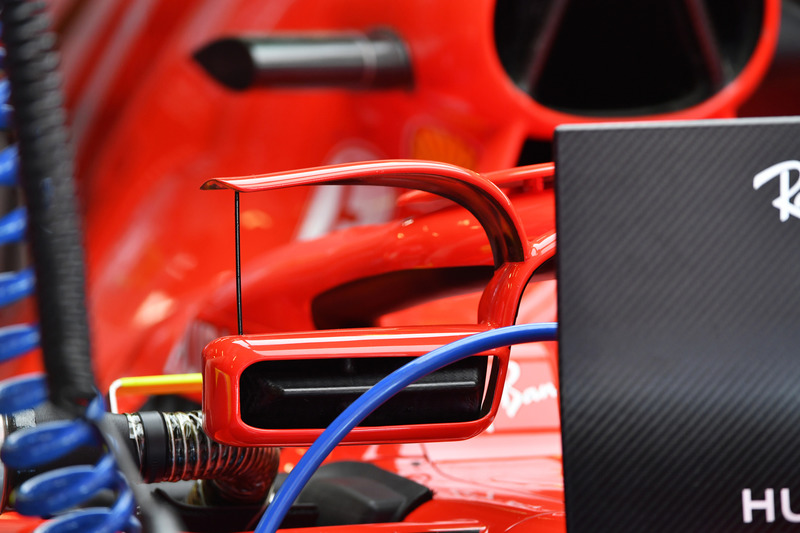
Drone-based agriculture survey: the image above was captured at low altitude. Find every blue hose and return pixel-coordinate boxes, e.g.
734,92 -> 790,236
0,144 -> 18,186
256,321 -> 558,532
0,393 -> 141,533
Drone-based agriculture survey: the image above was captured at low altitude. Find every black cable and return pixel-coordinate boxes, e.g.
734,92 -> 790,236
0,0 -> 95,412
235,191 -> 243,335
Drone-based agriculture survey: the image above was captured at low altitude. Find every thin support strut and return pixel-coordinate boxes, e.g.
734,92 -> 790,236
235,191 -> 243,335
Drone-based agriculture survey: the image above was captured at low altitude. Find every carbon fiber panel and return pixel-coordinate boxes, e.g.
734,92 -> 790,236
556,117 -> 800,532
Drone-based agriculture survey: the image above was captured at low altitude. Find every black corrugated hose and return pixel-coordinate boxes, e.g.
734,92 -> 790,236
0,2 -> 182,530
0,0 -> 95,413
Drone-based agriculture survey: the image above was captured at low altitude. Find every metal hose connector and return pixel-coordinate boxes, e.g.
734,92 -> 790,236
128,411 -> 280,504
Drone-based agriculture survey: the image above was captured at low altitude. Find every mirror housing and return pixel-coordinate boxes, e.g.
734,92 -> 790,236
200,160 -> 554,446
202,325 -> 509,446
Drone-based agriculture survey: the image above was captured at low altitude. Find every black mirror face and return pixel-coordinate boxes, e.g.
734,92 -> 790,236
239,356 -> 492,430
494,0 -> 764,115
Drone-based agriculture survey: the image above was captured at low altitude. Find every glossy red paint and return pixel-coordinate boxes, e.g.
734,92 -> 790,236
203,326 -> 502,446
192,163 -> 556,339
0,513 -> 43,533
398,162 -> 555,211
407,500 -> 564,533
0,0 -> 786,531
302,430 -> 565,531
22,0 -> 777,393
202,160 -> 552,446
273,519 -> 486,533
201,159 -> 532,266
189,163 -> 551,522
479,233 -> 555,328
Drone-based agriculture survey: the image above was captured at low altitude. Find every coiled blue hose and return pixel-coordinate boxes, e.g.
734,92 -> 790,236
256,321 -> 558,533
0,390 -> 140,533
0,13 -> 140,532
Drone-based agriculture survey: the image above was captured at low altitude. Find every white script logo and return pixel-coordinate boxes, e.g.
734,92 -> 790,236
753,160 -> 800,221
500,360 -> 558,418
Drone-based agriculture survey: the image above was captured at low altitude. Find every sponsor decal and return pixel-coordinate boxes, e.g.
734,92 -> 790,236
742,488 -> 800,523
753,160 -> 800,222
500,360 -> 558,418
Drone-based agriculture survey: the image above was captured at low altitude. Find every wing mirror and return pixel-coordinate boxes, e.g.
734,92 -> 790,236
200,160 -> 554,446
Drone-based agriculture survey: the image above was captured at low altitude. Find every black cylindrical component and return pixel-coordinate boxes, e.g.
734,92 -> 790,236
139,411 -> 280,504
1,0 -> 96,411
128,411 -> 280,504
193,30 -> 412,91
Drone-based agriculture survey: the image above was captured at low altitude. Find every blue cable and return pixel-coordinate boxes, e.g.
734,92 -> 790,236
256,321 -> 558,533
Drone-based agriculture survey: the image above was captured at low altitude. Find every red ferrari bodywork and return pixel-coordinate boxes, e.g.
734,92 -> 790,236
0,0 -> 793,531
27,0 -> 776,390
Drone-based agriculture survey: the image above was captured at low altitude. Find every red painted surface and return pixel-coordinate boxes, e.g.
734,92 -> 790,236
0,0 -> 788,530
30,0 -> 778,392
202,160 -> 552,448
203,326 -> 500,446
201,159 -> 532,266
